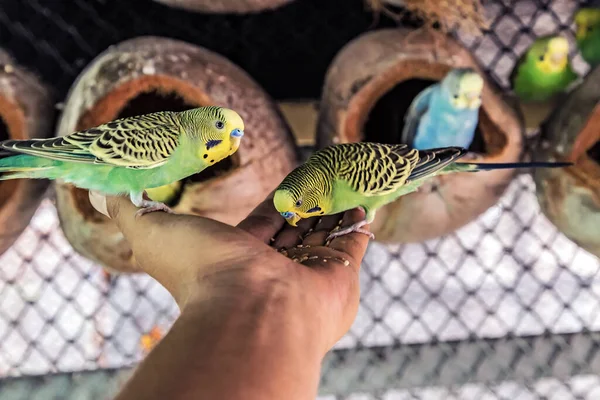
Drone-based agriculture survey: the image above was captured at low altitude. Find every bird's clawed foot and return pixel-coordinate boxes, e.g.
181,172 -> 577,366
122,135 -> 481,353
134,201 -> 175,219
326,219 -> 375,242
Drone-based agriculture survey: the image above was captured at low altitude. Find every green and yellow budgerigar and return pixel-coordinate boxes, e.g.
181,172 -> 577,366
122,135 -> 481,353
510,35 -> 578,102
0,106 -> 244,217
575,7 -> 600,68
274,143 -> 571,241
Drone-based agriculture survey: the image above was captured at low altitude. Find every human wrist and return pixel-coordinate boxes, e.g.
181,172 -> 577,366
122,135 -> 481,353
179,267 -> 327,399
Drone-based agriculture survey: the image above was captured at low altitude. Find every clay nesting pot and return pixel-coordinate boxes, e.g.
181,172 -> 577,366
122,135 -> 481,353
534,65 -> 600,258
317,28 -> 524,243
0,49 -> 54,256
55,37 -> 298,273
153,0 -> 294,13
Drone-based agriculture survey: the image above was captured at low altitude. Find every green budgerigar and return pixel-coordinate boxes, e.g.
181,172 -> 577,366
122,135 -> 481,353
510,35 -> 578,102
274,143 -> 571,241
0,106 -> 244,217
575,7 -> 600,68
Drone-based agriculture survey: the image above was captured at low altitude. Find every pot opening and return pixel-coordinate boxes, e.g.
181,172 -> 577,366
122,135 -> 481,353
0,115 -> 19,209
363,78 -> 486,153
0,116 -> 8,142
588,141 -> 600,164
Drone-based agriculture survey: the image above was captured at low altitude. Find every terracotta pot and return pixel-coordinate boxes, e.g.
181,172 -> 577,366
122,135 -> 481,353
534,65 -> 600,258
317,28 -> 524,243
0,49 -> 54,256
153,0 -> 294,13
55,36 -> 298,273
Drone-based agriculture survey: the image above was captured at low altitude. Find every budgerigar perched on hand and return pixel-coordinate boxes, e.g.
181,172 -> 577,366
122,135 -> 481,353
575,7 -> 600,68
274,143 -> 571,241
401,68 -> 484,150
510,35 -> 578,102
0,106 -> 244,217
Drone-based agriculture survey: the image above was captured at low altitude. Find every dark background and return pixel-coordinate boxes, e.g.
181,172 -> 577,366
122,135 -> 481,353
0,0 -> 404,101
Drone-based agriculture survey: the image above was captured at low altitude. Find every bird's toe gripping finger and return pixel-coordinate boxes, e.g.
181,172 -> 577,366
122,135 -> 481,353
134,202 -> 175,219
325,225 -> 375,242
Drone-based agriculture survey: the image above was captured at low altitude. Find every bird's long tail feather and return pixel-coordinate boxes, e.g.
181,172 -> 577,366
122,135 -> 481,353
0,153 -> 55,180
455,161 -> 572,172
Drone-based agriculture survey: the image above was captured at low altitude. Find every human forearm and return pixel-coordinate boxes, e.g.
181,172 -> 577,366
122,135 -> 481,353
115,276 -> 325,400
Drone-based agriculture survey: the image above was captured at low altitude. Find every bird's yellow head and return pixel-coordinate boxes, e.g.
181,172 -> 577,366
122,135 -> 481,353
535,36 -> 570,73
575,8 -> 600,42
185,106 -> 245,164
443,68 -> 484,110
273,164 -> 331,227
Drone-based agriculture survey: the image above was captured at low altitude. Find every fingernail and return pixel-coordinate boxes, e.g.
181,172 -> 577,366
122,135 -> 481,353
89,191 -> 109,218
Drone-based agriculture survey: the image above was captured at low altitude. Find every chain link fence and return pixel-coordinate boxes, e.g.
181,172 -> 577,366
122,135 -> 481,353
0,0 -> 599,398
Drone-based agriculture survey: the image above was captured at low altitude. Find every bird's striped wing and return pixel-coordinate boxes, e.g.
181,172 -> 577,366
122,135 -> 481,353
332,142 -> 420,197
407,147 -> 468,182
0,112 -> 182,169
401,84 -> 435,146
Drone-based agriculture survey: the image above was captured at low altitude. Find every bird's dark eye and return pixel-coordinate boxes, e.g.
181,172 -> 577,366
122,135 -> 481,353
215,121 -> 225,129
307,206 -> 321,213
453,94 -> 459,99
295,199 -> 303,207
588,26 -> 593,33
539,55 -> 545,61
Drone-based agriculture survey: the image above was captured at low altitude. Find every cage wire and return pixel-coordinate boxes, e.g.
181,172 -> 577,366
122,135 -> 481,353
0,0 -> 599,399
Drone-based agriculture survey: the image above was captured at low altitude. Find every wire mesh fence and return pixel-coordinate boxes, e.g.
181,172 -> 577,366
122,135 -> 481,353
0,0 -> 599,399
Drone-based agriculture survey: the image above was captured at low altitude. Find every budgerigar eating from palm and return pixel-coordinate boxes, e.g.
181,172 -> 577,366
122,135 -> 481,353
274,143 -> 571,241
401,68 -> 484,151
0,106 -> 245,217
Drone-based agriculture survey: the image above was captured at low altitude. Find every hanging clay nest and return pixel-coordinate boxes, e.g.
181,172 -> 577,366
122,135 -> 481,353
153,0 -> 294,13
0,49 -> 54,256
55,37 -> 298,273
364,0 -> 488,34
317,28 -> 524,243
534,65 -> 600,258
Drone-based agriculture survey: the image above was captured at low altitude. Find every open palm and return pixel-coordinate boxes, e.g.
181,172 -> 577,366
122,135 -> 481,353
94,192 -> 371,349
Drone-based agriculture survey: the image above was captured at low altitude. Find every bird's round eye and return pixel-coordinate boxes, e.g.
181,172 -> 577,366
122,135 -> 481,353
215,121 -> 225,129
295,199 -> 303,207
588,26 -> 593,33
453,95 -> 459,99
539,55 -> 545,61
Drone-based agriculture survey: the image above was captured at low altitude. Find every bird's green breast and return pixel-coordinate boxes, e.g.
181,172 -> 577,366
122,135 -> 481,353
579,30 -> 600,66
330,179 -> 365,214
51,140 -> 208,195
330,178 -> 423,220
514,58 -> 576,102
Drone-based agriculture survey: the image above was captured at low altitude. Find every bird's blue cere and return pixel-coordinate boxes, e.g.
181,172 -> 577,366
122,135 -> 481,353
231,129 -> 244,138
280,211 -> 295,219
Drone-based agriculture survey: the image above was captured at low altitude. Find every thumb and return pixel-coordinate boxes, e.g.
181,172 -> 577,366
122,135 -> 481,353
87,190 -> 264,305
89,190 -> 110,218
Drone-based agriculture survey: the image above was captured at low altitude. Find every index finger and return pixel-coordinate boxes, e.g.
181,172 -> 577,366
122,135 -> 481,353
236,191 -> 284,243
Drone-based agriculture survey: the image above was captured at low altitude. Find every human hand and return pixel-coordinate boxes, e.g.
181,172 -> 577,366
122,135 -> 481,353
89,190 -> 370,352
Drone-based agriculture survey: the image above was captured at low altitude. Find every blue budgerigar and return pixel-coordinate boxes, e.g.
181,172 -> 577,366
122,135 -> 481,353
401,68 -> 484,150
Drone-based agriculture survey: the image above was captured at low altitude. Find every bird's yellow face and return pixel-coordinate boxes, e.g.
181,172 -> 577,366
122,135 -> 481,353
220,108 -> 245,157
575,9 -> 600,41
536,36 -> 570,74
198,107 -> 245,163
273,187 -> 329,227
452,72 -> 484,110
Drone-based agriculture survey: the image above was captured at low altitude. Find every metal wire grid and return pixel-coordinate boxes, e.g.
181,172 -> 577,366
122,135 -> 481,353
0,0 -> 599,399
